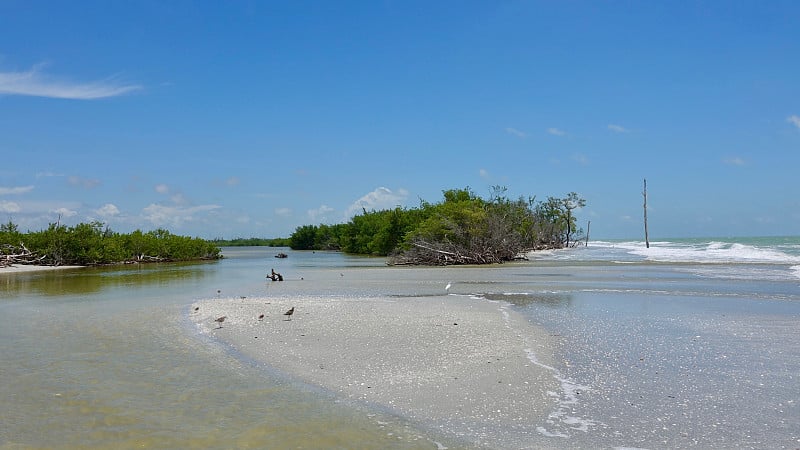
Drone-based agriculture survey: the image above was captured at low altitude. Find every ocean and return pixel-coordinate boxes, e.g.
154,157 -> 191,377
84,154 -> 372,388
1,237 -> 798,449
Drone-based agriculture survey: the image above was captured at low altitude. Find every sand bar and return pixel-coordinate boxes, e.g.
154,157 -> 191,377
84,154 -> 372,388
0,264 -> 84,273
191,294 -> 561,446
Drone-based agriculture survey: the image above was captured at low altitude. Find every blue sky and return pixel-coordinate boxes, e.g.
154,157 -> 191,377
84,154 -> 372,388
1,1 -> 798,240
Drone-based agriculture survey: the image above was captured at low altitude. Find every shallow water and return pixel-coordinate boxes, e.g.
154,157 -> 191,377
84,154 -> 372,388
0,253 -> 464,449
2,243 -> 800,449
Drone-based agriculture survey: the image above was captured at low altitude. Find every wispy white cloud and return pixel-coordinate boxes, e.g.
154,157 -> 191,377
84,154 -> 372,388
36,171 -> 64,179
571,153 -> 590,165
0,64 -> 141,100
344,187 -> 409,218
788,115 -> 800,129
170,193 -> 189,206
479,168 -> 490,179
307,205 -> 334,222
226,177 -> 240,186
547,127 -> 566,136
67,176 -> 101,189
723,156 -> 746,166
505,127 -> 527,138
142,203 -> 221,228
0,200 -> 21,213
0,185 -> 34,195
51,207 -> 77,218
275,207 -> 291,217
155,184 -> 170,194
608,124 -> 630,133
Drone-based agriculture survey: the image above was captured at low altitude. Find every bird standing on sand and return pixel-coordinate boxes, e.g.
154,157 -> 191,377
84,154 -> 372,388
284,307 -> 295,321
258,314 -> 265,320
214,316 -> 227,328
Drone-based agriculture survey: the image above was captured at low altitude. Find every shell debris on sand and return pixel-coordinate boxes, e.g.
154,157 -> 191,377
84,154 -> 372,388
190,295 -> 560,442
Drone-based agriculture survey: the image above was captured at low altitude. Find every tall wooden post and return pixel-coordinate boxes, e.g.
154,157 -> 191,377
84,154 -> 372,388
643,179 -> 650,249
585,220 -> 591,247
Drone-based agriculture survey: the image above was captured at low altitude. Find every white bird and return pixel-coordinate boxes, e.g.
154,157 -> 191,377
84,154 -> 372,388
445,282 -> 452,293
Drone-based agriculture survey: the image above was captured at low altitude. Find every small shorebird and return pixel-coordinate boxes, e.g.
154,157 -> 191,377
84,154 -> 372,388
214,316 -> 227,328
194,306 -> 200,312
283,307 -> 295,321
258,314 -> 265,321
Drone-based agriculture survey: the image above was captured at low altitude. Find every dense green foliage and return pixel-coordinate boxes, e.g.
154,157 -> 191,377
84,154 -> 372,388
288,187 -> 587,265
211,237 -> 290,247
1,220 -> 221,266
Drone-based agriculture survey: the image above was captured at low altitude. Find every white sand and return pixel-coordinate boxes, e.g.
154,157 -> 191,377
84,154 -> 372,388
0,264 -> 83,273
191,294 -> 560,445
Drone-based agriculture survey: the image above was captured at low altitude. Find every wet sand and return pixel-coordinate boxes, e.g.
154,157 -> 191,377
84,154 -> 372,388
191,295 -> 560,447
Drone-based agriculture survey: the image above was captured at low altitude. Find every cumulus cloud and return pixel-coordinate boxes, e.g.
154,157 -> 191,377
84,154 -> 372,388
547,127 -> 566,136
344,187 -> 409,218
95,203 -> 120,217
0,200 -> 21,213
608,124 -> 630,133
142,203 -> 221,228
505,127 -> 527,138
0,185 -> 34,195
788,115 -> 800,129
0,64 -> 141,100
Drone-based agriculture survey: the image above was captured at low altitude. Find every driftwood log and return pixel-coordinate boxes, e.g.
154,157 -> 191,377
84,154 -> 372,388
1,242 -> 46,267
389,240 -> 523,266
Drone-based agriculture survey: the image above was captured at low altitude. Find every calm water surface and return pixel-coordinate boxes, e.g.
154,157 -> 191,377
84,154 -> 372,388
2,241 -> 799,449
1,250 -> 463,449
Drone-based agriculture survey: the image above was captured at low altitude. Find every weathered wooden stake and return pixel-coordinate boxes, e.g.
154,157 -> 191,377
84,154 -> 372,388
585,220 -> 591,247
643,178 -> 650,249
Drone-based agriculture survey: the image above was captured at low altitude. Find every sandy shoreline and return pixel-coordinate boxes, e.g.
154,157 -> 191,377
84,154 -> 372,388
0,264 -> 84,273
191,294 -> 561,446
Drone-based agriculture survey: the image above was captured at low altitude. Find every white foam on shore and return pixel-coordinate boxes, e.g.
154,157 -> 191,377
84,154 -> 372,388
488,298 -> 600,439
597,240 -> 800,265
523,346 -> 599,438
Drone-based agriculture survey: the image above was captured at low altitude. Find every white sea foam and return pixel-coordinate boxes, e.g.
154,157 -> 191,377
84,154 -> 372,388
524,346 -> 599,438
492,299 -> 600,439
593,240 -> 800,265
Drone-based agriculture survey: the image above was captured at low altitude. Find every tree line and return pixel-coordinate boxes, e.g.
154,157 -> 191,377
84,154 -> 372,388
1,220 -> 221,267
289,187 -> 586,265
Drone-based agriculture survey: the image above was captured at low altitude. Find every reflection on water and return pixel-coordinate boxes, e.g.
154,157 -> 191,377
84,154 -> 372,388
0,261 -> 216,298
0,252 -> 462,449
484,292 -> 573,308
